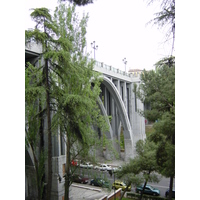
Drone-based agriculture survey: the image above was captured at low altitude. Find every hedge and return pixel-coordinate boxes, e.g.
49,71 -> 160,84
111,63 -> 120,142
126,192 -> 175,200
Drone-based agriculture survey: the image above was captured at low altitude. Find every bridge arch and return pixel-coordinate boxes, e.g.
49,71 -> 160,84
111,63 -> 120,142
101,76 -> 135,160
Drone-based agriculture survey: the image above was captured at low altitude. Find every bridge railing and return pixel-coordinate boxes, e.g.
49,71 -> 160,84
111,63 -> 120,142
94,60 -> 139,78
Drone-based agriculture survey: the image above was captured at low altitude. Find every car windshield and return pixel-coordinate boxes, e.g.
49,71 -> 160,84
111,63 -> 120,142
148,186 -> 155,190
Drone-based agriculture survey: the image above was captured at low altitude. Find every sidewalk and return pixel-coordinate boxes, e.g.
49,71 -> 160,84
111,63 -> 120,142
69,183 -> 111,200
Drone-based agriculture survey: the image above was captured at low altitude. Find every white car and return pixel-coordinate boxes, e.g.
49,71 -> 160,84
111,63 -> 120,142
112,166 -> 122,172
80,162 -> 93,169
94,164 -> 112,171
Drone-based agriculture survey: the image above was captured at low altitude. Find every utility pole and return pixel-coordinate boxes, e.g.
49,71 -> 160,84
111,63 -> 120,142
122,58 -> 127,73
91,41 -> 98,60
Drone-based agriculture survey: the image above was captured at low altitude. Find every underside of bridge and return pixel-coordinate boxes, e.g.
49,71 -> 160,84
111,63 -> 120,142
97,76 -> 146,161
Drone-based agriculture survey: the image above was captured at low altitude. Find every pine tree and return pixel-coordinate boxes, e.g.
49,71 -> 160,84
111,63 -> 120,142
25,63 -> 46,200
26,2 -> 109,200
26,7 -> 59,200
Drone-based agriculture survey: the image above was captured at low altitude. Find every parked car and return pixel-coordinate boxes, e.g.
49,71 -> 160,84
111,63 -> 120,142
80,162 -> 93,169
94,164 -> 112,171
112,180 -> 131,191
136,185 -> 160,196
72,174 -> 89,184
165,189 -> 175,198
90,178 -> 110,188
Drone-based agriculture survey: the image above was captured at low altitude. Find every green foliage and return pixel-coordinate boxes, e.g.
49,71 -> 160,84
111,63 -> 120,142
146,0 -> 175,52
116,139 -> 160,196
145,125 -> 155,138
120,127 -> 125,150
115,138 -> 160,200
25,62 -> 46,200
26,2 -> 110,200
63,0 -> 94,6
25,63 -> 45,149
127,192 -> 170,200
136,57 -> 175,200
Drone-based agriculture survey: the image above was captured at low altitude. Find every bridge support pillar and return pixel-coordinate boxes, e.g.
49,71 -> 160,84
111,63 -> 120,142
124,138 -> 135,161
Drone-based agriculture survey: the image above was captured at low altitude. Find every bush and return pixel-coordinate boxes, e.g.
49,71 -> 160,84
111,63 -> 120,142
126,192 -> 171,200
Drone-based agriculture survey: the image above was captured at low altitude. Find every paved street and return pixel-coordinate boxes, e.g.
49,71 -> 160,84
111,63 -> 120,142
150,175 -> 175,197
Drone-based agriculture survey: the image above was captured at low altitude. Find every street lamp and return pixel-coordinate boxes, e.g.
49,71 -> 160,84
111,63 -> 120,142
91,41 -> 98,60
122,58 -> 127,73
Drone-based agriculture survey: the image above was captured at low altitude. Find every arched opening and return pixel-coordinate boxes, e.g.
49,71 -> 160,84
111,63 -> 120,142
100,76 -> 135,161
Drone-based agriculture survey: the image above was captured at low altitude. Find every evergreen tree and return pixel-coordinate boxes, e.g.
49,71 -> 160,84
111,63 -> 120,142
136,56 -> 175,200
146,0 -> 175,53
25,63 -> 46,200
62,0 -> 94,6
26,2 -> 109,200
26,7 -> 60,200
52,3 -> 109,199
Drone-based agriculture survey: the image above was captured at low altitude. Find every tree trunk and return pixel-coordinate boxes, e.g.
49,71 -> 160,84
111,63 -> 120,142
119,182 -> 131,200
45,57 -> 52,200
168,175 -> 174,200
139,180 -> 148,200
65,133 -> 71,200
39,101 -> 45,200
168,132 -> 175,200
139,170 -> 151,200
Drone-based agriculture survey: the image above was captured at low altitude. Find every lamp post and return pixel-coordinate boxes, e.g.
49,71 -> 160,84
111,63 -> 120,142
122,58 -> 127,73
91,41 -> 98,60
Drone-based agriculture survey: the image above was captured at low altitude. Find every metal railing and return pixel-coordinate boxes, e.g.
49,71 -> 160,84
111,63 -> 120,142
94,60 -> 141,78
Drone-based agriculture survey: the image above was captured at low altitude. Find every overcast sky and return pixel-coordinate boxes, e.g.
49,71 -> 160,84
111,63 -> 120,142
25,0 -> 174,71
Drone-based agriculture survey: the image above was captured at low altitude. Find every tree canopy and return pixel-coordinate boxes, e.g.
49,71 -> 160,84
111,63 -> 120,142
137,56 -> 175,200
116,139 -> 159,200
61,0 -> 94,6
25,2 -> 109,200
146,0 -> 175,53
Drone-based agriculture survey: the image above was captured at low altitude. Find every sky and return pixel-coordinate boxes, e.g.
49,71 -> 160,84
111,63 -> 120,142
25,0 -> 174,71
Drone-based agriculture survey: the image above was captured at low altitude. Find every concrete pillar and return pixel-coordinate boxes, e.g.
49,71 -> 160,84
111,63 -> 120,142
123,82 -> 127,109
58,127 -> 61,156
124,138 -> 135,161
104,87 -> 108,113
53,129 -> 61,157
111,97 -> 115,135
113,79 -> 120,94
117,80 -> 120,93
129,83 -> 134,130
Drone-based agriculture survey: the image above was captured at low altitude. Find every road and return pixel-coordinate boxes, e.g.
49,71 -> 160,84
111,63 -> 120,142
150,175 -> 175,197
74,167 -> 175,198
